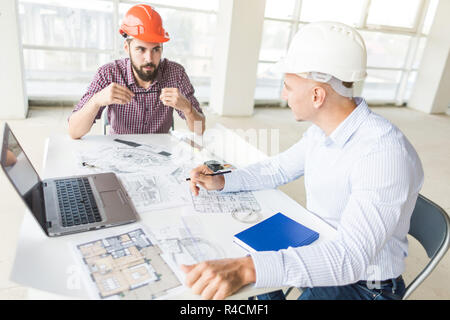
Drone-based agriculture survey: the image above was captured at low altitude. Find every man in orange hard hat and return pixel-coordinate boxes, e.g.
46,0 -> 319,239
68,4 -> 205,139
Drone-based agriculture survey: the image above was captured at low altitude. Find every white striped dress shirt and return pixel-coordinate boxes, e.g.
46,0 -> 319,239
222,97 -> 424,288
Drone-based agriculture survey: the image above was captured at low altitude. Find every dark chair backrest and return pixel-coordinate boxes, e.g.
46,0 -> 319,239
403,194 -> 450,299
408,194 -> 449,258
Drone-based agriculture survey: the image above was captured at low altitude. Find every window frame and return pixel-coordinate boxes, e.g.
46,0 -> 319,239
19,0 -> 218,103
257,0 -> 434,105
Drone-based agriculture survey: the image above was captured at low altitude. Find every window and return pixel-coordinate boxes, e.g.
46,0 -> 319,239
18,0 -> 439,106
403,71 -> 418,101
126,0 -> 218,12
360,31 -> 411,69
255,62 -> 283,101
362,69 -> 402,102
256,0 -> 438,105
19,0 -> 218,102
264,0 -> 296,20
259,20 -> 291,62
366,0 -> 422,29
300,0 -> 364,26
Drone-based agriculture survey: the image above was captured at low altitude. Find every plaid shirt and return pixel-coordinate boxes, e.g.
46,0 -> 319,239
72,58 -> 202,134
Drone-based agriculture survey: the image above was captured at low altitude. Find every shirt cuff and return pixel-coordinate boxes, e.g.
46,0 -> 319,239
220,170 -> 242,193
250,251 -> 285,288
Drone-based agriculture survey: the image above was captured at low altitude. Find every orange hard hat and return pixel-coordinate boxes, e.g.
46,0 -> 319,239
119,4 -> 170,43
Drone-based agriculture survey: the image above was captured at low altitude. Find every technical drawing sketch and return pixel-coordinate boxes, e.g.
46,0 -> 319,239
75,228 -> 182,300
191,189 -> 261,214
118,173 -> 191,213
75,145 -> 173,175
148,219 -> 225,280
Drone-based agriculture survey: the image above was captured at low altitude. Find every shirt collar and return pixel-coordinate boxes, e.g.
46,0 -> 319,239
326,97 -> 371,148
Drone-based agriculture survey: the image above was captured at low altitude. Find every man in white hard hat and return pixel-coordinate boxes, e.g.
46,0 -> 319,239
182,21 -> 424,300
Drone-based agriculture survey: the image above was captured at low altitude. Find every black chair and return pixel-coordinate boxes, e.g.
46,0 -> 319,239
402,194 -> 450,299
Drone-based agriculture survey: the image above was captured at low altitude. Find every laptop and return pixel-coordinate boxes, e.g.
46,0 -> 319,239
0,123 -> 138,237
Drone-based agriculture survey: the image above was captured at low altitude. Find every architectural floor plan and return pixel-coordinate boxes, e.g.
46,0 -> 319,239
118,172 -> 191,213
191,189 -> 261,214
75,228 -> 182,300
150,219 -> 225,270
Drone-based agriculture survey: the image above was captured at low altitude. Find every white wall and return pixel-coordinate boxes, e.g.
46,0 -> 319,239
408,0 -> 450,114
209,0 -> 266,116
0,0 -> 28,119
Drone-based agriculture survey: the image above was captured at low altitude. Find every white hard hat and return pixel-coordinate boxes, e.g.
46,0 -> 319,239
274,21 -> 367,82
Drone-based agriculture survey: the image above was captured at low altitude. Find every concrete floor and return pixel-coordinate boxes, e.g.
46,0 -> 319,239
0,104 -> 449,300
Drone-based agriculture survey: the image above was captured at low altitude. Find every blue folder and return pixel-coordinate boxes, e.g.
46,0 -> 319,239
233,212 -> 319,252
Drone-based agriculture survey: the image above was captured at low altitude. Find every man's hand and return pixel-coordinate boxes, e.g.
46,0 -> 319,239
180,256 -> 256,300
93,83 -> 134,108
160,88 -> 191,114
189,164 -> 225,196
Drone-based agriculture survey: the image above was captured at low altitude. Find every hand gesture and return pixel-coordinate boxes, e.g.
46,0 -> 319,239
93,83 -> 134,107
189,164 -> 225,196
160,88 -> 191,113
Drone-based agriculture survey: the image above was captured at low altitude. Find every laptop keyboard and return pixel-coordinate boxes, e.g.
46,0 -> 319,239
55,178 -> 102,227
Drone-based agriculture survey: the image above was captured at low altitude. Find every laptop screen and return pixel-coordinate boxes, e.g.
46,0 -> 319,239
1,123 -> 46,230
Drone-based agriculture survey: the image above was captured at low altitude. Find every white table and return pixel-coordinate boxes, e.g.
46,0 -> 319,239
10,130 -> 337,300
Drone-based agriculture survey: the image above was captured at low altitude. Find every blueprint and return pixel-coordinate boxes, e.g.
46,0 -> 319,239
75,144 -> 175,175
73,219 -> 225,300
117,172 -> 191,213
74,227 -> 183,300
191,189 -> 261,214
148,216 -> 225,280
74,142 -> 205,213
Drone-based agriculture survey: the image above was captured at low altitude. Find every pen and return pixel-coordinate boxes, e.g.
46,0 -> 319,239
185,170 -> 232,181
132,90 -> 159,95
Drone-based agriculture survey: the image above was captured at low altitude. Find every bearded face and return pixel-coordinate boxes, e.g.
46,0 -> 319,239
130,57 -> 159,82
126,38 -> 163,83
